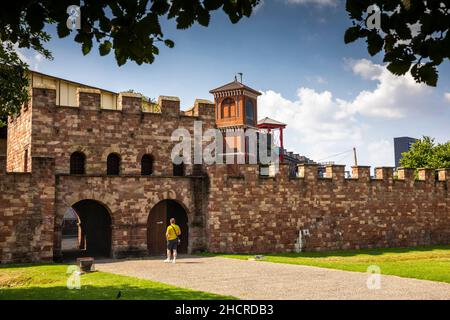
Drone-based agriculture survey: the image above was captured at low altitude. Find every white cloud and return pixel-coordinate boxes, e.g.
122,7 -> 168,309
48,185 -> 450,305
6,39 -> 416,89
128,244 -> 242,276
9,44 -> 45,71
258,59 -> 434,168
286,0 -> 338,6
34,53 -> 44,63
445,93 -> 450,103
366,140 -> 394,168
258,87 -> 364,164
340,59 -> 432,118
259,88 -> 361,143
306,75 -> 328,84
10,44 -> 30,64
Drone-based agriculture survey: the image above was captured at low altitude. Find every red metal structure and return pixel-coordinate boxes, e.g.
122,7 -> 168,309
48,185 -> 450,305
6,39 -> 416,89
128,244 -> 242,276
257,117 -> 286,162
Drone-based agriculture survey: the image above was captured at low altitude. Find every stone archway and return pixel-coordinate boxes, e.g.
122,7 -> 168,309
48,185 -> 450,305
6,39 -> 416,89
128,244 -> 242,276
61,199 -> 112,260
147,199 -> 189,255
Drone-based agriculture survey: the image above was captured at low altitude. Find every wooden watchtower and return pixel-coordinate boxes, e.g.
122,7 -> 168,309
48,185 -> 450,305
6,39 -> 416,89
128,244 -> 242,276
209,78 -> 261,162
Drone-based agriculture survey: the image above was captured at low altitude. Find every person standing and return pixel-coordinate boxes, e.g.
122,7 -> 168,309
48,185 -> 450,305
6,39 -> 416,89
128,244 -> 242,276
164,218 -> 181,263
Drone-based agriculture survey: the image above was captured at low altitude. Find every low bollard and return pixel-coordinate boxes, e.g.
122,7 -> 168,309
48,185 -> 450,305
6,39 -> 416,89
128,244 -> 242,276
77,257 -> 95,272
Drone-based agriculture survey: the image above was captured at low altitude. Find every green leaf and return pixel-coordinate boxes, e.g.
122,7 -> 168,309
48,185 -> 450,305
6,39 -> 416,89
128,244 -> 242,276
345,0 -> 366,20
396,23 -> 412,40
411,63 -> 438,87
25,3 -> 45,32
399,136 -> 450,169
82,38 -> 93,55
344,26 -> 362,44
204,0 -> 223,10
0,44 -> 30,123
197,10 -> 211,27
387,60 -> 412,76
99,41 -> 112,56
99,17 -> 112,33
151,0 -> 171,15
367,32 -> 384,56
115,49 -> 127,66
57,21 -> 70,38
74,33 -> 87,44
138,13 -> 162,36
384,34 -> 396,52
164,39 -> 175,48
176,12 -> 195,29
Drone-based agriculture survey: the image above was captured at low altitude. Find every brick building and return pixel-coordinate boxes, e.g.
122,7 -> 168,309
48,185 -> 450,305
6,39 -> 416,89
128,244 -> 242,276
0,72 -> 449,263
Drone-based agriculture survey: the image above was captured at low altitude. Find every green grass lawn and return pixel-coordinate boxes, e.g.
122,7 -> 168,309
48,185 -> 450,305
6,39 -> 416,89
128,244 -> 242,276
0,263 -> 235,300
202,245 -> 450,284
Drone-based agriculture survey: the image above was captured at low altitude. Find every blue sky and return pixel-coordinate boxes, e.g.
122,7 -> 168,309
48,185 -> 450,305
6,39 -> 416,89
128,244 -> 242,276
22,0 -> 450,169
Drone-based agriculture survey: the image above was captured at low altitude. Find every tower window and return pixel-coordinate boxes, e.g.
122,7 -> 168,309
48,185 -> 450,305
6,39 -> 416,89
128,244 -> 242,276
221,98 -> 236,118
107,153 -> 120,175
70,152 -> 85,175
141,154 -> 154,175
245,99 -> 254,124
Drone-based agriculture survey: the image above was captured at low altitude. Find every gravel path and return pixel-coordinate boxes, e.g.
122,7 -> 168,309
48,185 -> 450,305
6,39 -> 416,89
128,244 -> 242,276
95,255 -> 450,300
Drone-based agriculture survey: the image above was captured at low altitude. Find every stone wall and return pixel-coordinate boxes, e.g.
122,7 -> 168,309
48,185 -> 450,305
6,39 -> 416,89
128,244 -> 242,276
0,156 -> 55,263
53,174 -> 206,259
29,87 -> 216,176
205,164 -> 450,253
1,85 -> 449,263
6,102 -> 32,172
1,86 -> 217,263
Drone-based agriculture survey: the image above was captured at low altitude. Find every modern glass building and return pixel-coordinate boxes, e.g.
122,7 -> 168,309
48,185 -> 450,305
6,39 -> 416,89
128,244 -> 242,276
394,137 -> 417,168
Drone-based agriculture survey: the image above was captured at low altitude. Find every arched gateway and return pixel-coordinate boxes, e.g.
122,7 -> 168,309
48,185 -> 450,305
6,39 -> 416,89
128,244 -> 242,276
61,199 -> 112,260
147,200 -> 189,255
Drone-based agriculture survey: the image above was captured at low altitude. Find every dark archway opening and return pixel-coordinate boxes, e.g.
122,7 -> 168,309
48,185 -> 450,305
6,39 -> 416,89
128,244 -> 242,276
147,200 -> 189,255
61,199 -> 112,260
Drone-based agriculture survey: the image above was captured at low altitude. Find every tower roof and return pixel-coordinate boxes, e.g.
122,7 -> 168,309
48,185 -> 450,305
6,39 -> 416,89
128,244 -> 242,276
209,79 -> 261,96
257,117 -> 286,128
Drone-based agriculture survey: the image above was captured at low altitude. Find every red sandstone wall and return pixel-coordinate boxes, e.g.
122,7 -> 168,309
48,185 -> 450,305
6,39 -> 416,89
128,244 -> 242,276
54,175 -> 205,259
6,103 -> 32,172
30,88 -> 216,176
1,87 -> 215,262
205,164 -> 450,253
0,156 -> 55,263
2,87 -> 449,262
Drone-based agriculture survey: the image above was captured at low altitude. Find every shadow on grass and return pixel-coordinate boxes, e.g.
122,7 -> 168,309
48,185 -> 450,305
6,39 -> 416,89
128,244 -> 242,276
0,262 -> 62,270
201,244 -> 450,259
0,284 -> 235,300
